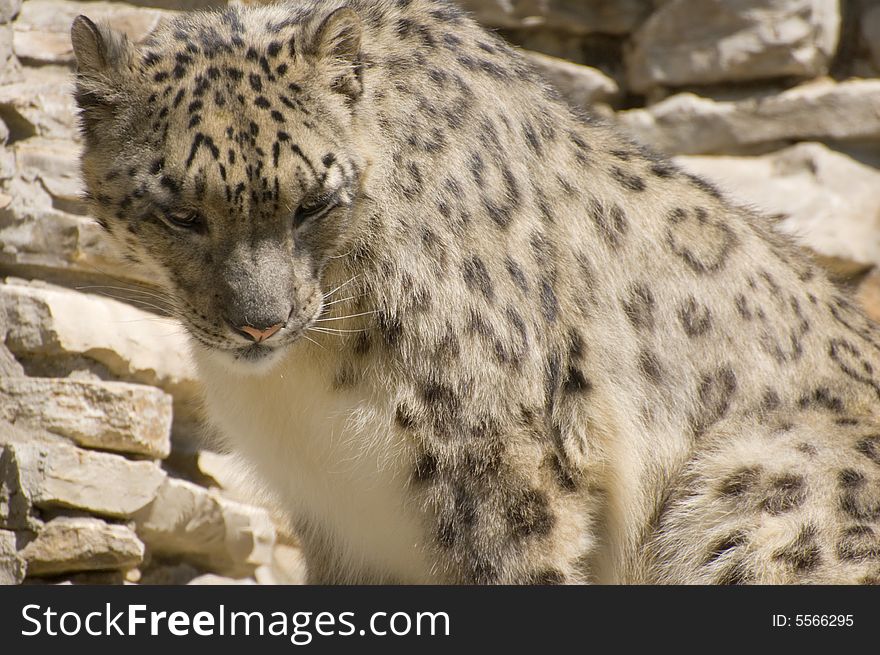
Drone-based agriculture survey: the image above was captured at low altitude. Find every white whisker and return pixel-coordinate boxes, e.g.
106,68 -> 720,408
322,294 -> 361,308
323,275 -> 360,301
309,326 -> 367,335
315,310 -> 377,322
302,334 -> 326,350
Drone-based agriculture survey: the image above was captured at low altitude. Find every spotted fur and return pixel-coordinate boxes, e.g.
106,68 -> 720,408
72,0 -> 880,584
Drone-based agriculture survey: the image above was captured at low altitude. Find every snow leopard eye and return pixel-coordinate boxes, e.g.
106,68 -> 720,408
163,210 -> 205,231
293,191 -> 339,228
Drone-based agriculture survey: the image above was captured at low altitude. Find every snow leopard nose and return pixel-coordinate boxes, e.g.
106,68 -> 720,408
232,322 -> 284,343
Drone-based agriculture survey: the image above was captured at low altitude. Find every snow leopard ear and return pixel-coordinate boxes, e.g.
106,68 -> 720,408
71,15 -> 134,77
70,16 -> 136,139
311,8 -> 364,103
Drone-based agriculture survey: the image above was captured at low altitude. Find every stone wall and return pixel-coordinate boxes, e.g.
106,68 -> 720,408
2,0 -> 880,585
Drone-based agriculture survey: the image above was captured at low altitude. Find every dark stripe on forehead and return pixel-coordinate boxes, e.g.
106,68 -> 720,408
185,132 -> 220,169
289,143 -> 318,181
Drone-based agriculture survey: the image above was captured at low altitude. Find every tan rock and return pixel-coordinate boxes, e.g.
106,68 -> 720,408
135,477 -> 275,577
864,5 -> 880,71
3,439 -> 165,517
0,207 -> 159,291
13,0 -> 175,65
0,23 -> 17,87
196,449 -> 246,492
619,79 -> 880,155
0,281 -> 200,424
626,0 -> 840,92
0,429 -> 38,531
21,517 -> 144,576
14,137 -> 84,212
0,528 -> 25,584
0,300 -> 23,377
0,420 -> 66,532
0,67 -> 77,141
0,0 -> 22,23
457,0 -> 652,36
0,377 -> 172,458
524,50 -> 619,107
675,143 -> 880,271
139,560 -> 201,585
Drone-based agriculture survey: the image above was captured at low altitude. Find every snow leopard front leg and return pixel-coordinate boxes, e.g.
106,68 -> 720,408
394,400 -> 597,584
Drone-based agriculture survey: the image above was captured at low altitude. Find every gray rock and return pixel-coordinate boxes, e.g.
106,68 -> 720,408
135,477 -> 275,577
0,0 -> 21,23
13,0 -> 175,65
139,560 -> 202,585
1,174 -> 54,223
0,300 -> 23,377
864,5 -> 880,71
14,137 -> 84,213
618,79 -> 880,155
0,437 -> 33,531
0,423 -> 53,532
47,569 -> 132,584
0,137 -> 13,178
3,439 -> 165,518
196,449 -> 246,493
0,377 -> 172,459
0,24 -> 16,86
21,517 -> 144,576
0,67 -> 77,141
0,528 -> 25,584
627,0 -> 841,92
675,143 -> 880,276
458,0 -> 652,36
0,208 -> 159,291
524,50 -> 620,107
0,281 -> 201,425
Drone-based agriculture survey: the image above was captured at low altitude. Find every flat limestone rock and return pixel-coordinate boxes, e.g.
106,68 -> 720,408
0,22 -> 17,87
524,50 -> 620,107
21,516 -> 144,576
0,0 -> 22,23
0,67 -> 77,141
0,281 -> 200,421
864,5 -> 880,71
135,477 -> 275,577
0,528 -> 25,584
12,0 -> 175,65
14,137 -> 84,211
626,0 -> 840,92
196,449 -> 248,494
0,423 -> 53,532
0,208 -> 158,290
4,439 -> 166,518
458,0 -> 652,36
0,300 -> 24,378
0,377 -> 172,458
618,79 -> 880,155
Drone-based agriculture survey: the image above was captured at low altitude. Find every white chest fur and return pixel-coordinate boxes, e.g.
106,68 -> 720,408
193,343 -> 435,583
